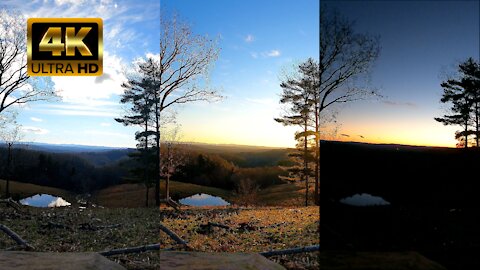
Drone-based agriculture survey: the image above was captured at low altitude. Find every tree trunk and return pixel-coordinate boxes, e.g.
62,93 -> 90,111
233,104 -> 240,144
304,120 -> 309,207
144,122 -> 149,207
5,143 -> 12,198
476,102 -> 479,147
155,103 -> 161,206
314,104 -> 319,206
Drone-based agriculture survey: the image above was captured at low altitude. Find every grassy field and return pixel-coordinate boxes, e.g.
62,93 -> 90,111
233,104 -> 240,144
164,180 -> 309,206
162,181 -> 235,201
1,179 -> 319,269
0,179 -> 73,202
93,181 -> 235,208
257,183 -> 307,206
161,206 -> 319,270
2,178 -> 312,208
0,206 -> 160,270
93,183 -> 156,208
95,180 -> 311,208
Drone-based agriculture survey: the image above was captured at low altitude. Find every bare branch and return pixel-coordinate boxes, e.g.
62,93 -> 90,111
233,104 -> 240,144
159,12 -> 223,112
319,5 -> 380,114
0,8 -> 58,115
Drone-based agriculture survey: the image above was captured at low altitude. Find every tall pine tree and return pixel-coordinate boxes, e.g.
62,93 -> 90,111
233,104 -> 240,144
115,63 -> 157,206
462,58 -> 480,146
275,59 -> 317,206
435,58 -> 480,148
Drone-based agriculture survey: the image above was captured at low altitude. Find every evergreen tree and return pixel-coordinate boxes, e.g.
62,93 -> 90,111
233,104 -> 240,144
275,59 -> 317,206
435,58 -> 480,148
462,58 -> 480,146
115,64 -> 157,206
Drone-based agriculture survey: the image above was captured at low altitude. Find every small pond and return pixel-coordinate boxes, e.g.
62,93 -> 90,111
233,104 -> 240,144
340,193 -> 390,206
179,193 -> 230,207
20,194 -> 71,207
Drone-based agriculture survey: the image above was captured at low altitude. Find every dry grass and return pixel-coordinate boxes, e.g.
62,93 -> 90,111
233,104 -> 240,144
160,206 -> 320,269
162,181 -> 234,201
67,177 -> 312,208
1,179 -> 319,269
93,181 -> 235,208
257,183 -> 307,206
0,206 -> 161,270
93,183 -> 156,208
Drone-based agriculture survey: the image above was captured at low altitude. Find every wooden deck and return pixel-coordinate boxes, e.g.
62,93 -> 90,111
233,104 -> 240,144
160,251 -> 286,270
0,252 -> 126,270
320,251 -> 447,270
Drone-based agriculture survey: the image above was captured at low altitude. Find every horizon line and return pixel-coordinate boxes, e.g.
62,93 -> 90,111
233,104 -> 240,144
6,140 -> 290,150
1,139 -> 459,150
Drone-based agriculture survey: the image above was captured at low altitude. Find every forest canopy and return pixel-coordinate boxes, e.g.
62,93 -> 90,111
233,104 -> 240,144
0,145 -> 290,194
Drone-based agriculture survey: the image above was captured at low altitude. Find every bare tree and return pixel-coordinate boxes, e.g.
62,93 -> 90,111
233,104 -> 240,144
234,177 -> 259,206
320,6 -> 380,112
0,9 -> 57,115
155,12 -> 222,206
319,5 -> 380,201
0,111 -> 23,198
159,126 -> 187,209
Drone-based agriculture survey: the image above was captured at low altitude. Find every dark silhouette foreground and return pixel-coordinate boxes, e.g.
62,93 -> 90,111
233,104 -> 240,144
321,141 -> 480,270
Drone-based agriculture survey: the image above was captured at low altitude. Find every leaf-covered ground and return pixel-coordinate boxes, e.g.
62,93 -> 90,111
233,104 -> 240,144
0,206 -> 161,270
160,206 -> 320,270
1,203 -> 319,269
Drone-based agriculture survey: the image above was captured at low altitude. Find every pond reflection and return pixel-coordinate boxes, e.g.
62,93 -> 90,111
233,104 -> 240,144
20,194 -> 71,207
340,193 -> 390,206
179,193 -> 230,207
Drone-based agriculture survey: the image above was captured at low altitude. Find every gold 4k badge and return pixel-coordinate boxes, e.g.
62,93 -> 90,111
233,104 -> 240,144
27,18 -> 103,76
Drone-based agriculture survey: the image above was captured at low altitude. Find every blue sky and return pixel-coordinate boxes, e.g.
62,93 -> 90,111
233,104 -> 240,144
161,0 -> 319,147
2,0 -> 319,148
3,0 -> 159,147
3,0 -> 478,148
323,0 -> 479,147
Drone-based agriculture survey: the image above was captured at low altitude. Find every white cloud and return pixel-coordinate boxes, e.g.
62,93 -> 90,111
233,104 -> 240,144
54,0 -> 86,5
145,52 -> 160,59
48,197 -> 71,207
52,51 -> 126,105
22,126 -> 49,135
100,122 -> 111,127
20,1 -> 122,21
5,0 -> 158,53
266,50 -> 281,57
251,50 -> 282,59
245,34 -> 254,43
30,117 -> 43,122
34,101 -> 120,117
31,49 -> 142,117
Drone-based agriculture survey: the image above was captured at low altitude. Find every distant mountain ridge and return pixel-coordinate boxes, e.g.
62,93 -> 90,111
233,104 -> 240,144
322,140 -> 454,150
0,141 -> 291,167
0,141 -> 286,153
11,142 -> 131,153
